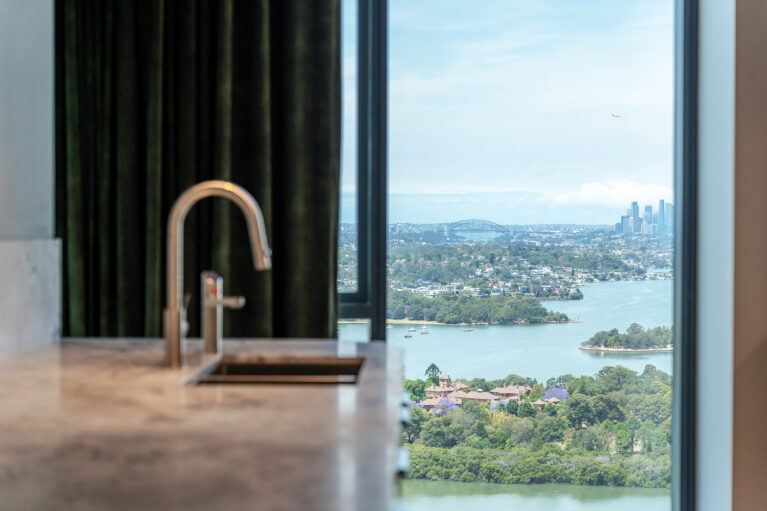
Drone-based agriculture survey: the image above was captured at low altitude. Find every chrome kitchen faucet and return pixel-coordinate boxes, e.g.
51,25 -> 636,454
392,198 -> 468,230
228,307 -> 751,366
164,180 -> 271,368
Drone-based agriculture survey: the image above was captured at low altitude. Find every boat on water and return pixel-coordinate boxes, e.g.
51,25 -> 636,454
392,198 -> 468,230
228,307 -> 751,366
404,334 -> 413,339
407,328 -> 416,332
421,326 -> 428,329
464,328 -> 473,332
421,330 -> 430,335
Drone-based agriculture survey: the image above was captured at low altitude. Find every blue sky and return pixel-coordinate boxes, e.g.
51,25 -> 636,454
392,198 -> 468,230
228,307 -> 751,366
341,0 -> 674,224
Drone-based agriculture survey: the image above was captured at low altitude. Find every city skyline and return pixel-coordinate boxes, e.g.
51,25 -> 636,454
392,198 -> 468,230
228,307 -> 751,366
340,193 -> 675,228
615,199 -> 674,234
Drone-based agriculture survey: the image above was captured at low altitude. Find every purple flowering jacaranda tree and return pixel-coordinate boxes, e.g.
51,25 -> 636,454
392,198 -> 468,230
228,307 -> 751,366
543,388 -> 569,402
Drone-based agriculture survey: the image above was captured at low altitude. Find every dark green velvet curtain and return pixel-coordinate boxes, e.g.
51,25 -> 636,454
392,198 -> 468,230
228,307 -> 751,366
55,0 -> 340,338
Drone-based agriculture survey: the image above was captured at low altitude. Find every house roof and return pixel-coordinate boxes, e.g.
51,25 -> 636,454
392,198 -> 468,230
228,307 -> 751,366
464,391 -> 496,401
447,390 -> 469,401
490,384 -> 532,395
425,385 -> 454,393
532,399 -> 547,406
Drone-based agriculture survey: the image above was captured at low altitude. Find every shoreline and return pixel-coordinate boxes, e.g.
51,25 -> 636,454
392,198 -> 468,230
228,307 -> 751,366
579,345 -> 674,353
339,319 -> 579,326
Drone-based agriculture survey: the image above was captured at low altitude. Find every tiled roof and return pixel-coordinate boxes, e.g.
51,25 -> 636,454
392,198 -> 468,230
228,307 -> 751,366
464,391 -> 496,401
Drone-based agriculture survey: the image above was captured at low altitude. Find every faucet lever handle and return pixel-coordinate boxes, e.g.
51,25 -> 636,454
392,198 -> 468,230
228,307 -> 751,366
221,296 -> 246,309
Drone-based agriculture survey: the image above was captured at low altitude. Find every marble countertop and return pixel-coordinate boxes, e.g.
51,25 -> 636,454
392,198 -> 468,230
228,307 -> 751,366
0,339 -> 403,511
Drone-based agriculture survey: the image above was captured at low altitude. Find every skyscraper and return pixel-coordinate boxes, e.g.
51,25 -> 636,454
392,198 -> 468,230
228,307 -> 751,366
665,203 -> 674,234
621,215 -> 630,234
659,199 -> 665,234
644,205 -> 653,224
631,202 -> 640,233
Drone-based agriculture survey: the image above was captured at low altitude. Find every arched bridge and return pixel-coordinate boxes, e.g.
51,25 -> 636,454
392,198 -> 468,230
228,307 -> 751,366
447,219 -> 509,236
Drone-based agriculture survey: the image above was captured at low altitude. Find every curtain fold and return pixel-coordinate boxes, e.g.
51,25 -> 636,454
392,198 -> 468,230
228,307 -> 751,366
55,0 -> 340,339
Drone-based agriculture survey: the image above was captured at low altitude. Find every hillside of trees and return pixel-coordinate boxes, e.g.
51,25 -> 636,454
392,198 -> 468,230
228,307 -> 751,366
403,364 -> 672,488
582,324 -> 673,350
388,291 -> 568,325
387,244 -> 641,286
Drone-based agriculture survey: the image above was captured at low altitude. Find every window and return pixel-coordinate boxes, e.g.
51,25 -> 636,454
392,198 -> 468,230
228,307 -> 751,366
339,1 -> 697,509
338,0 -> 388,340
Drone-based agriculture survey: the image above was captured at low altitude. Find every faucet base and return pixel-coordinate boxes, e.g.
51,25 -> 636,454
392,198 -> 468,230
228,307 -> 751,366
163,308 -> 186,368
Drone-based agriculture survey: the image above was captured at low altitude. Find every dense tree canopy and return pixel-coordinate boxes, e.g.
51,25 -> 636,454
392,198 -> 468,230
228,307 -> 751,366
388,290 -> 568,325
583,324 -> 673,349
403,363 -> 672,489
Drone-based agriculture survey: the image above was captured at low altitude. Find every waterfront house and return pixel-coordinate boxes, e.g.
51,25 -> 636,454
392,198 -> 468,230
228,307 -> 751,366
490,384 -> 532,400
425,375 -> 468,398
462,391 -> 496,403
446,390 -> 470,404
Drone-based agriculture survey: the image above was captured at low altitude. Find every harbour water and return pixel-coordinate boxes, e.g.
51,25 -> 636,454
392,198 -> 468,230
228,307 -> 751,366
340,279 -> 673,381
398,480 -> 670,511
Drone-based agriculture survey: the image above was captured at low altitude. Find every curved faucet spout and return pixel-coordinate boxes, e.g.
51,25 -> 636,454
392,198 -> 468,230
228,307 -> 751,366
164,180 -> 272,368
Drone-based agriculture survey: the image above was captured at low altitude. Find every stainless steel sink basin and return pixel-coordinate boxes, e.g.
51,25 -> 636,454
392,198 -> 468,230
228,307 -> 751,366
189,355 -> 365,385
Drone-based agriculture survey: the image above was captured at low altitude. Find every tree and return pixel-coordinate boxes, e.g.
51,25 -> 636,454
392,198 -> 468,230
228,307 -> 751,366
529,383 -> 545,400
569,428 -> 604,451
508,417 -> 536,445
421,416 -> 463,448
567,375 -> 598,396
433,398 -> 459,416
495,399 -> 518,416
517,400 -> 536,418
591,394 -> 624,423
425,363 -> 441,385
403,379 -> 427,402
545,375 -> 574,390
614,423 -> 634,454
407,303 -> 424,320
543,387 -> 569,401
596,366 -> 638,393
461,399 -> 490,422
565,394 -> 595,429
404,406 -> 431,443
536,416 -> 566,443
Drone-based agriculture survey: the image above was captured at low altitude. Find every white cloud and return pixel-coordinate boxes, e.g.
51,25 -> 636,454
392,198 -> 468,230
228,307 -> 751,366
543,180 -> 673,207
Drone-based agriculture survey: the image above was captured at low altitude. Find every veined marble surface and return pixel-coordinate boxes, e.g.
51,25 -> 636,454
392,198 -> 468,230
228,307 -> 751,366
0,339 -> 403,511
0,239 -> 60,355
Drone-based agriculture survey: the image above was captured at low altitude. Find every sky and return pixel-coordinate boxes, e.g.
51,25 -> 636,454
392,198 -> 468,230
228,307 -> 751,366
341,0 -> 674,225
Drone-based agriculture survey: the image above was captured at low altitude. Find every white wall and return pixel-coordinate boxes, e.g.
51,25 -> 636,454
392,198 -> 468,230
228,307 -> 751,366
697,0 -> 735,509
0,0 -> 54,239
0,0 -> 59,352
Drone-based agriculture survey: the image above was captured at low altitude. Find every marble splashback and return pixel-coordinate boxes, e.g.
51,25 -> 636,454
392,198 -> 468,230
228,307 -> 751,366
0,239 -> 60,355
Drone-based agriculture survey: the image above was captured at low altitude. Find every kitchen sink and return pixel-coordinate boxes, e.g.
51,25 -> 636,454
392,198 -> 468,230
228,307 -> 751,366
190,354 -> 365,385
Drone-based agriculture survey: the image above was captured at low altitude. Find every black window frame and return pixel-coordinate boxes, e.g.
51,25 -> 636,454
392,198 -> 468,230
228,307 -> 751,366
338,0 -> 388,341
672,0 -> 698,509
341,1 -> 698,506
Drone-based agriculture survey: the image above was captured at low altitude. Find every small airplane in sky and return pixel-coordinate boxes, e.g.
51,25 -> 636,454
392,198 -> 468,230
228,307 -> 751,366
611,113 -> 622,118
